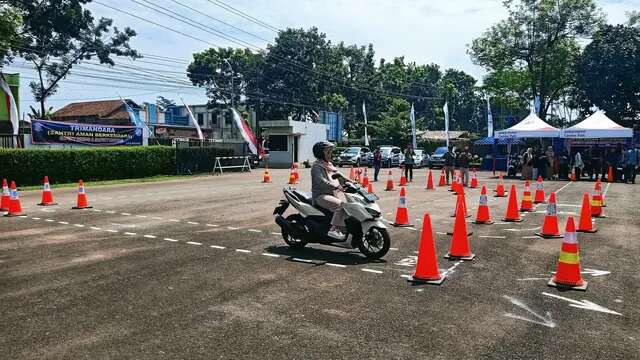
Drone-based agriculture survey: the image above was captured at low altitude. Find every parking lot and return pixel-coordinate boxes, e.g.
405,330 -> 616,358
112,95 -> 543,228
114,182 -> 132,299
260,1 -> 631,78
1,169 -> 638,359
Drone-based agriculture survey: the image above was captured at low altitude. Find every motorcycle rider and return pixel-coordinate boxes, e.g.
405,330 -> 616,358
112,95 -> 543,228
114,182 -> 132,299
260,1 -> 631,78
311,141 -> 347,240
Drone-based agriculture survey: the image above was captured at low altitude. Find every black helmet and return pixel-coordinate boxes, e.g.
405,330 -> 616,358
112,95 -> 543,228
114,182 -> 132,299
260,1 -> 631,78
313,141 -> 335,160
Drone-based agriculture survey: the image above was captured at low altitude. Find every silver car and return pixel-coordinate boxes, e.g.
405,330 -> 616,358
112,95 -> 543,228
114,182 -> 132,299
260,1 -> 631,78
337,147 -> 371,167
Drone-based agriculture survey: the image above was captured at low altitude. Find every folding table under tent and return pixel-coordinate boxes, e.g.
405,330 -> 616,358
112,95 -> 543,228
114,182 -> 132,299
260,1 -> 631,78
561,111 -> 633,139
495,112 -> 561,139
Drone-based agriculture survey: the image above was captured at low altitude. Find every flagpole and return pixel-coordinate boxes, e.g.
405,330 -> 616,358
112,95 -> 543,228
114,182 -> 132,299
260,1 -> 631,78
362,101 -> 369,146
410,103 -> 417,149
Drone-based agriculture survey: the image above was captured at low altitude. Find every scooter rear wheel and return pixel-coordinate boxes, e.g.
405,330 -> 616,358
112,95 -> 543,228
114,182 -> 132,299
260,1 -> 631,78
358,227 -> 390,260
281,214 -> 308,249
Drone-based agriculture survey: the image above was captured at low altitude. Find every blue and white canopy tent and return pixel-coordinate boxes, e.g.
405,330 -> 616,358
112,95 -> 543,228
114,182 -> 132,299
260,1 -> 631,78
495,112 -> 561,139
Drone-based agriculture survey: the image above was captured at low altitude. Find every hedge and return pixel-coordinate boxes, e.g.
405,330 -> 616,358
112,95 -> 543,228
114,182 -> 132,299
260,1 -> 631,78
0,146 -> 233,186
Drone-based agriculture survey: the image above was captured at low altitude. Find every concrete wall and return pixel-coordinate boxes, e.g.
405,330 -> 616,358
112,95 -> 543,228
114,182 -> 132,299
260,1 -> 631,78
292,121 -> 328,165
262,120 -> 327,168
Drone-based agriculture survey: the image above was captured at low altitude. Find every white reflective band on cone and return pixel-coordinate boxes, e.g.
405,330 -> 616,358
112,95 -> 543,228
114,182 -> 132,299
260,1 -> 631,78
564,231 -> 578,244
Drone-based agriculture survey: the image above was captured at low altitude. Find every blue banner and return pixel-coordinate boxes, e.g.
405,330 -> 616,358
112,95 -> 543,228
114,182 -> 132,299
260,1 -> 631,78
31,119 -> 142,146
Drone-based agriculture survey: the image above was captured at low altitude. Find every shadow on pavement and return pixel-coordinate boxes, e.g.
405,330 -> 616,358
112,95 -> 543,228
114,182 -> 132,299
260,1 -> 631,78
264,245 -> 387,266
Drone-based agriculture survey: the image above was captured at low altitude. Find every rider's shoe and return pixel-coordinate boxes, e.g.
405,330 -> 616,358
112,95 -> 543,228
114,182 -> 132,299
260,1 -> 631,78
328,229 -> 346,240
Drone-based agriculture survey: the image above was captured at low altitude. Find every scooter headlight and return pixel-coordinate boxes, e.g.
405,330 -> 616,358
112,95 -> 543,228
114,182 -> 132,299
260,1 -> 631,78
366,207 -> 381,218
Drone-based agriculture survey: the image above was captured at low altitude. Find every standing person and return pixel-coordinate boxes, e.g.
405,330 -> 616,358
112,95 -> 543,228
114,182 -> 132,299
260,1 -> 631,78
624,146 -> 638,184
372,146 -> 382,182
605,148 -> 618,182
559,148 -> 570,179
443,146 -> 456,184
521,148 -> 533,180
403,144 -> 415,183
458,145 -> 471,186
531,148 -> 540,180
590,145 -> 602,181
573,149 -> 584,181
545,146 -> 555,180
616,144 -> 625,182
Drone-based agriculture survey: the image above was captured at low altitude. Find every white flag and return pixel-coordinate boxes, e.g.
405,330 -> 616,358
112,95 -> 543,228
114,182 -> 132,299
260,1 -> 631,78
181,98 -> 204,141
120,97 -> 152,139
443,102 -> 450,148
410,103 -> 417,149
0,74 -> 20,135
486,97 -> 494,138
362,101 -> 369,146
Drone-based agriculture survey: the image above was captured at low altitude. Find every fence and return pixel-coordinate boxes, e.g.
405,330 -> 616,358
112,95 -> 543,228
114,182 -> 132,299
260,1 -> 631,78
0,134 -> 17,148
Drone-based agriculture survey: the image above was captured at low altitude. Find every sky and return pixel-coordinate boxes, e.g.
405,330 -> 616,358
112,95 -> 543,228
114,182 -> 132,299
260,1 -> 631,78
5,0 -> 639,116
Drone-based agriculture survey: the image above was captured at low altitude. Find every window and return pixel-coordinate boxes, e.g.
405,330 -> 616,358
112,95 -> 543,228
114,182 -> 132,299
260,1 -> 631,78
269,135 -> 288,151
211,115 -> 218,126
197,113 -> 204,126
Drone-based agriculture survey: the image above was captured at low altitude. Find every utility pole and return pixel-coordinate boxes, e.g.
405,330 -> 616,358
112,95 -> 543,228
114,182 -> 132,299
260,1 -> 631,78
224,58 -> 234,139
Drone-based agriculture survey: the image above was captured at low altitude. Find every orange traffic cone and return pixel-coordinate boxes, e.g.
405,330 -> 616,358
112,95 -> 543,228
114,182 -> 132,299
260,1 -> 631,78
4,181 -> 25,217
262,167 -> 272,183
367,183 -> 374,194
392,187 -> 412,227
362,168 -> 370,187
470,170 -> 478,188
72,180 -> 92,209
520,180 -> 533,212
425,170 -> 434,190
535,192 -> 562,238
0,179 -> 10,211
503,184 -> 523,222
288,171 -> 297,185
577,193 -> 597,233
534,176 -> 546,203
591,183 -> 605,218
445,200 -> 475,260
438,169 -> 446,187
385,170 -> 395,191
409,213 -> 446,285
38,176 -> 57,206
399,166 -> 407,186
595,180 -> 606,207
494,174 -> 506,197
450,192 -> 470,219
449,170 -> 458,192
349,167 -> 355,181
607,166 -> 613,183
570,168 -> 576,182
292,163 -> 300,183
548,217 -> 587,291
474,185 -> 493,224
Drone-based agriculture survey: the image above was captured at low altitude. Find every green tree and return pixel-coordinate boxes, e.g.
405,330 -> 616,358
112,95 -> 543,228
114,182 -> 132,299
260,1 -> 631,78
574,24 -> 640,126
10,0 -> 139,116
371,98 -> 423,146
155,96 -> 176,112
0,4 -> 23,65
437,69 -> 483,131
469,0 -> 604,120
187,47 -> 263,111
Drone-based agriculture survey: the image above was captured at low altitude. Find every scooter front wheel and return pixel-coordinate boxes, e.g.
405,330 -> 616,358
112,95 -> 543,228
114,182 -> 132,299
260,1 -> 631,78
358,227 -> 390,260
281,214 -> 308,249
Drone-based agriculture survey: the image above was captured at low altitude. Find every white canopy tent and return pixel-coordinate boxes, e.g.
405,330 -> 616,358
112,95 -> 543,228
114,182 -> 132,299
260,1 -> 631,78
496,112 -> 561,138
561,111 -> 633,138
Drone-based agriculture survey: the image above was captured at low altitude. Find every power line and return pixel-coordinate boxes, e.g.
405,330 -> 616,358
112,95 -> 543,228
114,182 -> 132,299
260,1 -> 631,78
204,0 -> 279,33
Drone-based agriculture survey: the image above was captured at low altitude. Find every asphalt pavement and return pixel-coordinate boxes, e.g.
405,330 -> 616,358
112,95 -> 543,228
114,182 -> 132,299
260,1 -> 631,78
1,168 -> 638,359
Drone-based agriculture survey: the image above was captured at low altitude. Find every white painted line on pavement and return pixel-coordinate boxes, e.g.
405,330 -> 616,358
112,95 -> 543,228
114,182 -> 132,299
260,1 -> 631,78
45,219 -> 54,222
92,209 -> 102,212
390,247 -> 399,251
124,232 -> 137,236
362,268 -> 383,274
479,235 -> 506,239
90,227 -> 102,230
210,245 -> 226,249
270,232 -> 280,235
144,235 -> 157,239
187,241 -> 202,245
326,263 -> 346,268
522,236 -> 538,239
555,181 -> 572,195
107,229 -> 118,233
169,219 -> 180,222
187,221 -> 199,225
73,224 -> 85,228
152,216 -> 163,220
436,232 -> 447,235
58,221 -> 69,225
400,274 -> 412,279
120,212 -> 131,216
164,238 -> 178,242
32,217 -> 41,220
136,215 -> 147,218
206,224 -> 219,227
227,226 -> 239,230
235,249 -> 251,253
106,211 -> 116,214
248,229 -> 262,233
262,253 -> 280,258
291,257 -> 313,263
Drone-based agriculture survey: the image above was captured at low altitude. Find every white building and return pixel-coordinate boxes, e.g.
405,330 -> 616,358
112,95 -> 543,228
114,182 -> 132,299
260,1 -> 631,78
261,120 -> 328,168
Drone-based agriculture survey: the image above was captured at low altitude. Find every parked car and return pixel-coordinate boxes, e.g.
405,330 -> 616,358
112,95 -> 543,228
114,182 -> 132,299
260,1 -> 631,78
337,146 -> 371,167
428,146 -> 449,168
402,148 -> 427,168
379,146 -> 403,168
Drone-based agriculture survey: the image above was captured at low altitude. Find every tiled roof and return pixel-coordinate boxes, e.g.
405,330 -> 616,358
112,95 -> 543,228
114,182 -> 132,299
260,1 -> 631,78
52,99 -> 139,121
